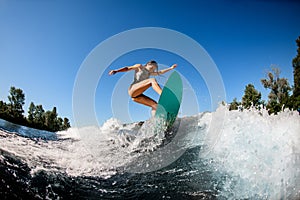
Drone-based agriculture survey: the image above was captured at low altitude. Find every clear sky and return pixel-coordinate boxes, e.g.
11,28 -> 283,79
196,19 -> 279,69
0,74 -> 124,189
1,0 -> 300,126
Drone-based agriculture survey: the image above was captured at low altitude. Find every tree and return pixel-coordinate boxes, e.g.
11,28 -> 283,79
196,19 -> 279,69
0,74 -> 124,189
261,67 -> 291,114
0,100 -> 8,119
242,84 -> 262,109
57,117 -> 63,130
292,36 -> 300,110
33,105 -> 45,129
42,107 -> 71,131
44,107 -> 56,131
7,87 -> 25,121
27,102 -> 36,125
0,86 -> 71,131
63,117 -> 71,130
229,98 -> 241,111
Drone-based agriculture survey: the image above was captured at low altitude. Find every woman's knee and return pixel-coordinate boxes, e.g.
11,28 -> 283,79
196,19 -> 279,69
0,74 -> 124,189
128,89 -> 133,97
149,78 -> 157,84
152,103 -> 157,110
131,96 -> 138,102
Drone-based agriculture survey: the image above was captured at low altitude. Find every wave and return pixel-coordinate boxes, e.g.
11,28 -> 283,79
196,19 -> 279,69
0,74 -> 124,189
0,105 -> 299,199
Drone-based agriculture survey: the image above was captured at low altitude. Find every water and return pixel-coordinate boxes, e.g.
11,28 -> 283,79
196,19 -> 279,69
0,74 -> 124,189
0,106 -> 299,199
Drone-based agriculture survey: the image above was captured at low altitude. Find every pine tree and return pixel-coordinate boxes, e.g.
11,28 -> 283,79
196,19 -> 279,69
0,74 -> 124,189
292,36 -> 300,111
229,98 -> 241,111
1,86 -> 72,131
44,107 -> 56,131
242,84 -> 262,109
0,100 -> 9,119
261,68 -> 291,114
63,117 -> 71,130
7,87 -> 25,121
27,102 -> 36,125
33,105 -> 45,129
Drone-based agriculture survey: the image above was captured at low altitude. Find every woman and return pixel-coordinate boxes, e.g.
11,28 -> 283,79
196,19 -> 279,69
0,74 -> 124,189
109,60 -> 177,116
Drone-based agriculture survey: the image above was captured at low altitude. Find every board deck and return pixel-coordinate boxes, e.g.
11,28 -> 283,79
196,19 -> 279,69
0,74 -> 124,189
155,71 -> 183,130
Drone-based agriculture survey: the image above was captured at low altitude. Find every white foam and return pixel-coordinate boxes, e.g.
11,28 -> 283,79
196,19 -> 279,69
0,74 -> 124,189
200,106 -> 300,199
0,106 -> 299,198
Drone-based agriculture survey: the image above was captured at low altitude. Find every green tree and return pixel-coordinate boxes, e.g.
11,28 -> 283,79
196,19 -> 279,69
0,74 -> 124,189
57,117 -> 63,130
44,111 -> 54,131
43,107 -> 71,131
261,68 -> 291,114
242,84 -> 262,109
229,98 -> 241,111
292,36 -> 300,110
7,87 -> 25,121
0,100 -> 9,119
1,86 -> 71,131
44,107 -> 60,132
27,102 -> 36,125
33,105 -> 45,129
63,117 -> 71,130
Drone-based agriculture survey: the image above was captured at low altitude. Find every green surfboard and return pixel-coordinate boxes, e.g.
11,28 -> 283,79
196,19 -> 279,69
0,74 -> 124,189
155,71 -> 183,130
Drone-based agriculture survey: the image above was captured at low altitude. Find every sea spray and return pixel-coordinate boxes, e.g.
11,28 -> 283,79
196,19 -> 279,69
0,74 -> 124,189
200,107 -> 300,199
0,107 -> 299,199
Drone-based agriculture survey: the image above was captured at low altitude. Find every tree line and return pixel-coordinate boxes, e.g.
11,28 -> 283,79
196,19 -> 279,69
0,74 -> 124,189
0,87 -> 70,132
229,36 -> 300,114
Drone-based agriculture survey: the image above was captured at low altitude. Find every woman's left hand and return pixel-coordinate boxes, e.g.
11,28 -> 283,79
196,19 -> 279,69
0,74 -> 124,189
171,64 -> 177,69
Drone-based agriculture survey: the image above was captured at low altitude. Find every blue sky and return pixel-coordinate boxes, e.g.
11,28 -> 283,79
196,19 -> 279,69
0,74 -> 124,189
0,0 -> 300,126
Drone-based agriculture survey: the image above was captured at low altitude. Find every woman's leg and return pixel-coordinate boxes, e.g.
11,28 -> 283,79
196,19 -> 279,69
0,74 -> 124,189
128,78 -> 162,116
131,94 -> 157,116
131,94 -> 157,108
128,78 -> 162,98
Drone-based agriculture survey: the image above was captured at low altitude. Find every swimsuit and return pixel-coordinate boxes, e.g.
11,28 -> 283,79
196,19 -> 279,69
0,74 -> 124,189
131,67 -> 150,86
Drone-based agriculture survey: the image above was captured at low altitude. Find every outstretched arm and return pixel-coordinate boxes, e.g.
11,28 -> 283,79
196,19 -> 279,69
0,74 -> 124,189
109,64 -> 142,75
151,64 -> 177,76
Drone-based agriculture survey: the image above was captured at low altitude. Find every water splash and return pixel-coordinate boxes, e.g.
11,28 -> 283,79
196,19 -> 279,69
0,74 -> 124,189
0,106 -> 299,199
199,107 -> 300,199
